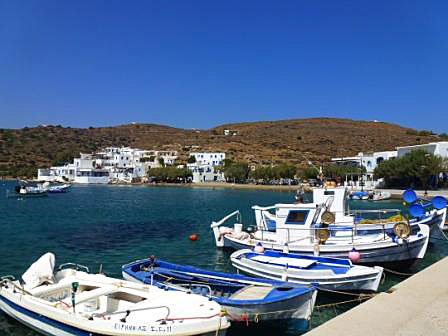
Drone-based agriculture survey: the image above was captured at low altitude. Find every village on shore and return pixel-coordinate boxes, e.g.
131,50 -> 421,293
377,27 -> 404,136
35,140 -> 448,192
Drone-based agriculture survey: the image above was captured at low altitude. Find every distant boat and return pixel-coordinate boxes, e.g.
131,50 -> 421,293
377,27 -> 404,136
0,253 -> 230,336
348,190 -> 391,201
348,191 -> 369,200
43,182 -> 71,193
7,182 -> 48,198
230,249 -> 383,292
122,257 -> 317,327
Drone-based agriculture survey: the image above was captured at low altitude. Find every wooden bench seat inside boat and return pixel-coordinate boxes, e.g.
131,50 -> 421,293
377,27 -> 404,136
61,285 -> 118,307
229,285 -> 273,300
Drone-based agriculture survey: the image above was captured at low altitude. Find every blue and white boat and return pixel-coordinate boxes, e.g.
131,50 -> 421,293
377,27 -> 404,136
211,187 -> 433,267
0,253 -> 230,336
231,249 -> 383,292
349,191 -> 369,200
349,190 -> 391,201
122,257 -> 317,327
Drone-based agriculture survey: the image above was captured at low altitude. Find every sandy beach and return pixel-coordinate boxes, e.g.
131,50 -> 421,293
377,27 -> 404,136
141,182 -> 448,199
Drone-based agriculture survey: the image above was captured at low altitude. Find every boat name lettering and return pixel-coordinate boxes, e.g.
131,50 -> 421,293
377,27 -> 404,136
113,323 -> 172,333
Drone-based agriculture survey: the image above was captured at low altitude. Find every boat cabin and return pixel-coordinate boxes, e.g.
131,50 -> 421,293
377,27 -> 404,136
252,188 -> 351,244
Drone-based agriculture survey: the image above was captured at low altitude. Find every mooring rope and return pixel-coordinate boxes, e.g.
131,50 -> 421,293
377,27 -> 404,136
316,286 -> 376,297
315,295 -> 372,309
382,267 -> 415,277
435,224 -> 448,241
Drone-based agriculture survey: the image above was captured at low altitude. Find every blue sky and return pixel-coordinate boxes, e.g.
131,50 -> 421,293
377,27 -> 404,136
0,0 -> 447,131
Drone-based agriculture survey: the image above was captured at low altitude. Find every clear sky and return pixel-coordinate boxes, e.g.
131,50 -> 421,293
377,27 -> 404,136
1,0 -> 447,131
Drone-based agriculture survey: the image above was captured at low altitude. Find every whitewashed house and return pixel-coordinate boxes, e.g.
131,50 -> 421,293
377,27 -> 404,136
37,147 -> 178,184
331,151 -> 397,189
397,142 -> 448,159
73,153 -> 110,184
187,152 -> 226,183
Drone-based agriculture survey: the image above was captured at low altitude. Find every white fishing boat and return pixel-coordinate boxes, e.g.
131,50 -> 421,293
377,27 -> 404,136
211,187 -> 432,267
230,249 -> 383,292
0,253 -> 230,336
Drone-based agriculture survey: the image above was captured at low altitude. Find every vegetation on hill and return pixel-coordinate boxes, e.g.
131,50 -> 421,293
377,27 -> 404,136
0,118 -> 443,178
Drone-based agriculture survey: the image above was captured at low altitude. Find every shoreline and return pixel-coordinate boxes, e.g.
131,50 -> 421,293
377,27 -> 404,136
5,178 -> 448,197
126,182 -> 448,198
139,182 -> 299,192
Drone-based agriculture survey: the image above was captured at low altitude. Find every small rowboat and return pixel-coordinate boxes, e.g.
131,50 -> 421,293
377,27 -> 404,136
0,253 -> 229,336
122,257 -> 317,328
231,249 -> 383,292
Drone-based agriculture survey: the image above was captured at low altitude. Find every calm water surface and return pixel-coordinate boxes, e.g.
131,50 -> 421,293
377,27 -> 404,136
0,182 -> 447,335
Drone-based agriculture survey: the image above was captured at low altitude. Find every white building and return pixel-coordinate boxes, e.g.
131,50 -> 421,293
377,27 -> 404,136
397,142 -> 448,159
141,150 -> 178,168
331,151 -> 397,189
37,147 -> 178,184
331,151 -> 397,174
187,152 -> 226,183
189,152 -> 225,166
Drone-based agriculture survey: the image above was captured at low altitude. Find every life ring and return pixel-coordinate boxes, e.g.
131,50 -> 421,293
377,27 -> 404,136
393,222 -> 411,239
321,211 -> 335,225
315,227 -> 330,244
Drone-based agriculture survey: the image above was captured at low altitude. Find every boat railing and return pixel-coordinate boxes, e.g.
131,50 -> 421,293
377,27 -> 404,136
58,263 -> 90,273
349,209 -> 404,223
211,210 -> 241,228
252,205 -> 276,211
255,219 -> 408,245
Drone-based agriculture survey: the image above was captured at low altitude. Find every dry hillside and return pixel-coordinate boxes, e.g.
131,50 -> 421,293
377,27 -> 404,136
0,118 -> 442,176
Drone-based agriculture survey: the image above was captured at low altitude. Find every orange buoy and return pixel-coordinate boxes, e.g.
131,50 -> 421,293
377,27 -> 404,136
189,234 -> 198,241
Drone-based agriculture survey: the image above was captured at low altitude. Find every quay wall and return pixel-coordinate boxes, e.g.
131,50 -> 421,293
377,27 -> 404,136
305,257 -> 448,336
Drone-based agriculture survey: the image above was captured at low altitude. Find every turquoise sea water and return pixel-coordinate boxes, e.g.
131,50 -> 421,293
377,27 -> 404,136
0,182 -> 447,335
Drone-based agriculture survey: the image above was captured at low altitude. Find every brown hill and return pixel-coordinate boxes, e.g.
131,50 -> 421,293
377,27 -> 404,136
0,118 -> 441,177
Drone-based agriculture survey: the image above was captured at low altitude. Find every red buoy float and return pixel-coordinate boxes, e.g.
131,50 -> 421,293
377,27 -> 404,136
189,234 -> 198,241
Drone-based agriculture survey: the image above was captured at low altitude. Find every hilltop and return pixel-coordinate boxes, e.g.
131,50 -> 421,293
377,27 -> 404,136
0,118 -> 442,177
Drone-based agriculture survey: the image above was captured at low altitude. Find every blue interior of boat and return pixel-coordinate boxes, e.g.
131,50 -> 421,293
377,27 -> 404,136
123,259 -> 315,306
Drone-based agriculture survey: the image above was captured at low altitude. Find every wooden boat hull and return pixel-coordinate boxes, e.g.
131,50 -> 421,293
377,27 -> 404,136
221,224 -> 430,268
122,259 -> 317,326
230,250 -> 383,292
